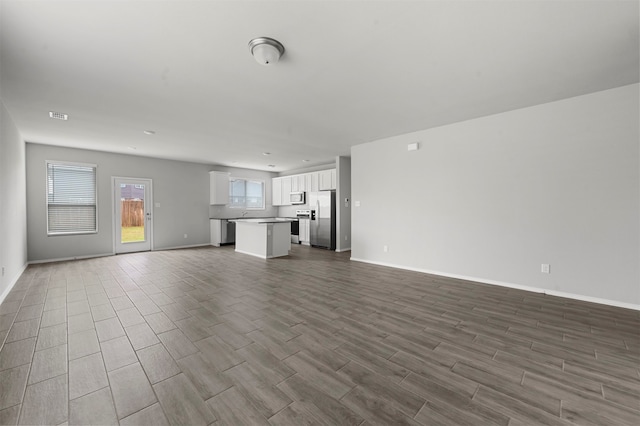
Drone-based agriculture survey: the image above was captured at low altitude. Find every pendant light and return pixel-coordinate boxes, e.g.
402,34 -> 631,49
248,37 -> 285,66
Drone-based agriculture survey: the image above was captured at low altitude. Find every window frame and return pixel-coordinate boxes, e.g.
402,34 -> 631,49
45,160 -> 98,236
228,177 -> 266,210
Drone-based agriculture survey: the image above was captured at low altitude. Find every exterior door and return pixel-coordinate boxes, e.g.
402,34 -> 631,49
114,178 -> 152,253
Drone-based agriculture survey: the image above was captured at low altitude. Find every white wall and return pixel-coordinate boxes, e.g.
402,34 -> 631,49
351,84 -> 639,308
0,101 -> 28,303
26,144 -> 213,262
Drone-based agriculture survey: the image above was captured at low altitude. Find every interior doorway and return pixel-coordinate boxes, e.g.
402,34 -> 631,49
113,177 -> 152,254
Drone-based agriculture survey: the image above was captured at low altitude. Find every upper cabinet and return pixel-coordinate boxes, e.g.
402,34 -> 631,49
272,177 -> 283,206
318,169 -> 336,191
271,168 -> 336,206
210,171 -> 229,205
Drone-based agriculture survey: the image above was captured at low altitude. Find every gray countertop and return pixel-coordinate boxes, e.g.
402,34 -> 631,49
210,217 -> 298,221
229,218 -> 297,224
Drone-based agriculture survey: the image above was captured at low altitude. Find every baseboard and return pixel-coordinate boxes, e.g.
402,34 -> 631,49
154,243 -> 212,251
27,244 -> 212,265
336,248 -> 352,253
0,262 -> 29,306
28,252 -> 114,265
350,257 -> 640,311
543,289 -> 640,311
233,249 -> 268,259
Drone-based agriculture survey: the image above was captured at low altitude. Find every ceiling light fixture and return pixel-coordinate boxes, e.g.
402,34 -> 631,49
302,159 -> 310,162
248,37 -> 285,66
268,165 -> 276,168
49,111 -> 68,120
143,130 -> 155,135
262,152 -> 271,156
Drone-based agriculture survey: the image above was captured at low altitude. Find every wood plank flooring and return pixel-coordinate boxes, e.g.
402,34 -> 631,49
0,244 -> 638,425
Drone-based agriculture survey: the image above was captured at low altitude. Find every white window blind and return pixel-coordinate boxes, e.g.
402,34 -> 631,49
46,161 -> 97,235
229,178 -> 265,209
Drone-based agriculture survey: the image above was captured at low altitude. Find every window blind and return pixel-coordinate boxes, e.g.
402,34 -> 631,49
46,161 -> 97,234
229,178 -> 264,209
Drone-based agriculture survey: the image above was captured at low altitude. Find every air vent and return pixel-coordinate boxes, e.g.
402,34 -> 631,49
49,111 -> 68,120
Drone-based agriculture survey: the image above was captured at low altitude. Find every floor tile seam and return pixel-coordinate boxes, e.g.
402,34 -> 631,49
103,357 -> 157,422
19,370 -> 69,424
0,282 -> 35,353
11,276 -> 49,425
523,369 -> 638,412
147,367 -> 216,423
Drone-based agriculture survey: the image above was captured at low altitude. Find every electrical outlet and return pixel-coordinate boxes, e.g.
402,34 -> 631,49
1,266 -> 4,277
541,264 -> 550,274
345,235 -> 348,241
184,234 -> 188,239
383,245 -> 388,253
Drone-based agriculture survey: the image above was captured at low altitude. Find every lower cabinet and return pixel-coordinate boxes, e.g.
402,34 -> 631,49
299,219 -> 310,244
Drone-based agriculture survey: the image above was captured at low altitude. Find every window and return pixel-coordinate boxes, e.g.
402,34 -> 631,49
46,161 -> 97,235
229,178 -> 265,209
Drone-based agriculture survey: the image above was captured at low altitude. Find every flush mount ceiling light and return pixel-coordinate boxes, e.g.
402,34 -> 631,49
248,37 -> 285,66
49,111 -> 68,120
143,130 -> 155,135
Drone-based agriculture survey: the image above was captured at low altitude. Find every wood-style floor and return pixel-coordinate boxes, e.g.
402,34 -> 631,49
0,244 -> 638,425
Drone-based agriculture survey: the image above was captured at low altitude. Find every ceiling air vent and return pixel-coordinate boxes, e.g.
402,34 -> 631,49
49,111 -> 68,120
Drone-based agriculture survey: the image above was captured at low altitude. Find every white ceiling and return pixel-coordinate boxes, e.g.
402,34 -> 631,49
1,0 -> 638,172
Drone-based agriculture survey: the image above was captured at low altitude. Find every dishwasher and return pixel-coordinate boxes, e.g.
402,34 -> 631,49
210,219 -> 236,246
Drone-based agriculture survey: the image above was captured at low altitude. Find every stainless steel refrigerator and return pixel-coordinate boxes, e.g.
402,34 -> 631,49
309,190 -> 336,250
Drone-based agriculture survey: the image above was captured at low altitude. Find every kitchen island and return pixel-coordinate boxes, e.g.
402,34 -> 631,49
231,218 -> 296,259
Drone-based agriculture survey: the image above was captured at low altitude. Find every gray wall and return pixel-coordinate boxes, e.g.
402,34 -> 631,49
351,84 -> 639,307
0,101 -> 28,302
26,144 -> 213,262
208,166 -> 277,219
336,156 -> 351,252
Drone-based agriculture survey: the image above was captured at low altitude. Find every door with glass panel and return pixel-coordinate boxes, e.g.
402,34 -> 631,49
114,178 -> 152,253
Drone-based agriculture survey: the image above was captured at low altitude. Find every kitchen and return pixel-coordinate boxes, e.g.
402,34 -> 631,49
209,164 -> 350,258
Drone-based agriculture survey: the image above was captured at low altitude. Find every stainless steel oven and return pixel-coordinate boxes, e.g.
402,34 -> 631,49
295,209 -> 311,245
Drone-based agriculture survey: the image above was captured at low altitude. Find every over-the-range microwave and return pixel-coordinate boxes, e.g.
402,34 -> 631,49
290,191 -> 305,204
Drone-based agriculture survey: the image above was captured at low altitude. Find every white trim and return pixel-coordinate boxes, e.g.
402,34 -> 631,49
336,247 -> 352,253
112,177 -> 153,254
0,263 -> 29,306
350,257 -> 640,311
28,252 -> 114,265
155,243 -> 211,251
228,177 -> 266,210
27,244 -> 211,265
234,249 -> 267,259
46,160 -> 98,236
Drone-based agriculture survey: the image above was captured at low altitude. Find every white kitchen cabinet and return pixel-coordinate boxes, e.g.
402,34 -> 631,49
272,177 -> 283,206
281,176 -> 292,205
304,174 -> 313,193
299,218 -> 310,244
319,169 -> 336,190
210,171 -> 229,205
272,169 -> 334,205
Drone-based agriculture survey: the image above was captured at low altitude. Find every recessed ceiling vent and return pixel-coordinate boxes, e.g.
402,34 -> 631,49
49,111 -> 68,120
